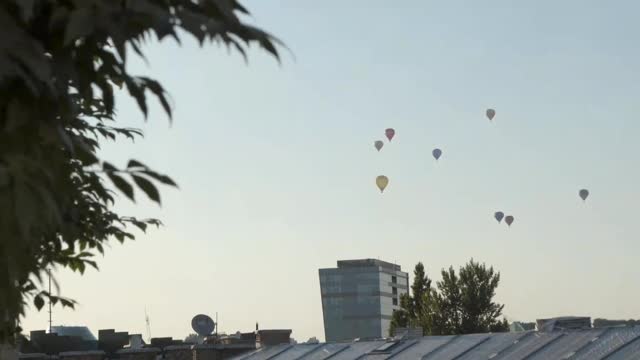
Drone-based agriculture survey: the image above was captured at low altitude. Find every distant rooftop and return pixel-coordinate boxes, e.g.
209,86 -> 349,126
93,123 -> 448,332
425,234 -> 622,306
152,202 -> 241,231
49,326 -> 97,342
336,259 -> 402,271
231,326 -> 640,360
536,316 -> 591,332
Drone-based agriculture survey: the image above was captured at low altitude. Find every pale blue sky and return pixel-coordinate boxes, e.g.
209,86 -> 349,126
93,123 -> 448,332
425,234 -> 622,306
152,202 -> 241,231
24,1 -> 640,342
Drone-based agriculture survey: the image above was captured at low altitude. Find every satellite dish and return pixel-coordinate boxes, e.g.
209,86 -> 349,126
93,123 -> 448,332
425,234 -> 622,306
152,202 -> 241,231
191,314 -> 215,336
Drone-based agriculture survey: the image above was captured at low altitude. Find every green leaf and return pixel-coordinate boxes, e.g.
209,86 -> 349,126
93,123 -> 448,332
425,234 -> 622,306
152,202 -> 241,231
141,170 -> 178,187
17,0 -> 36,22
125,79 -> 148,118
107,173 -> 134,201
46,294 -> 59,306
64,7 -> 95,45
31,183 -> 62,226
22,282 -> 37,293
34,295 -> 45,311
114,233 -> 125,242
97,79 -> 115,114
111,75 -> 124,89
59,298 -> 75,308
85,260 -> 98,270
127,159 -> 146,169
14,182 -> 37,240
140,77 -> 172,120
76,260 -> 86,274
0,165 -> 9,188
5,98 -> 29,132
131,220 -> 147,233
145,218 -> 163,228
102,161 -> 117,172
57,125 -> 74,152
75,139 -> 99,165
132,175 -> 161,204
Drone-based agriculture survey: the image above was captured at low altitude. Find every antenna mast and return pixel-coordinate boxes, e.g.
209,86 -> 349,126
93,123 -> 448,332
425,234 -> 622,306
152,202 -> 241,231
144,308 -> 151,342
48,268 -> 52,332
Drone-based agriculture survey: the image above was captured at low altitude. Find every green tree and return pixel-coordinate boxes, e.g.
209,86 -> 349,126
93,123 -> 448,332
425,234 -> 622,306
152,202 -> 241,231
389,293 -> 411,336
433,259 -> 507,335
489,318 -> 510,333
432,266 -> 463,334
410,262 -> 431,321
391,260 -> 508,337
390,262 -> 432,336
0,0 -> 280,343
416,288 -> 447,336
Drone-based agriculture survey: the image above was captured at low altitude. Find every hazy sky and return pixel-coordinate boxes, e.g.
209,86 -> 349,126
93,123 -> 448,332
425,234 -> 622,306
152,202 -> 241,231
23,1 -> 640,342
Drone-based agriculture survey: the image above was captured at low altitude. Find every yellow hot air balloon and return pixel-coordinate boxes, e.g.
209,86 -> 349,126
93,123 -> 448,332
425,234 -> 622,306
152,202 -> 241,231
376,175 -> 389,193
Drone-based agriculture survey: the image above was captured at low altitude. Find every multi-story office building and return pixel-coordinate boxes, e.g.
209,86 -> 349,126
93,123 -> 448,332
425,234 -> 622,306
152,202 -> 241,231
318,259 -> 409,342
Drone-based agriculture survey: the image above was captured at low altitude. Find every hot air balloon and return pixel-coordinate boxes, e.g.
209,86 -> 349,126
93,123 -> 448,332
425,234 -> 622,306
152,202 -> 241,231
385,128 -> 395,141
432,148 -> 442,161
374,140 -> 384,152
486,108 -> 496,121
494,211 -> 504,223
505,215 -> 514,227
376,175 -> 389,193
579,189 -> 589,202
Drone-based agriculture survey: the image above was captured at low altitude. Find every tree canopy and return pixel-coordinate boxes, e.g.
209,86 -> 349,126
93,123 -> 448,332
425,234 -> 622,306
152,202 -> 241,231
410,262 -> 432,320
0,0 -> 280,343
391,259 -> 509,336
390,262 -> 432,335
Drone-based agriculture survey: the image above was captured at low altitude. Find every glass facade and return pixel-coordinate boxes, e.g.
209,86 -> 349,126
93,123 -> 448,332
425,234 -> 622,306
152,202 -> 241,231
319,260 -> 408,342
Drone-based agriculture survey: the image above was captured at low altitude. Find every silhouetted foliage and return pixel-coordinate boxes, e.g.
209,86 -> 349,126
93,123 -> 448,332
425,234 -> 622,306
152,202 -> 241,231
410,262 -> 432,320
390,259 -> 508,336
0,0 -> 280,343
490,318 -> 510,333
389,293 -> 412,336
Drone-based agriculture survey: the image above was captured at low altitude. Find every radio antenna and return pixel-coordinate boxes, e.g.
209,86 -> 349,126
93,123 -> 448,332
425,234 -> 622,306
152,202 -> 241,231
144,308 -> 152,342
48,269 -> 53,332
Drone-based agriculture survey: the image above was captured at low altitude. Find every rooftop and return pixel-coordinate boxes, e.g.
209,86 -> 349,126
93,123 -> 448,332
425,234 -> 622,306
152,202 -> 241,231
48,326 -> 96,342
335,259 -> 402,272
231,326 -> 640,360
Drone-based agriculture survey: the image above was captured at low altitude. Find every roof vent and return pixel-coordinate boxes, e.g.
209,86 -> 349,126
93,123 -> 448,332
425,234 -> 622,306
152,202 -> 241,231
369,341 -> 401,354
536,317 -> 591,332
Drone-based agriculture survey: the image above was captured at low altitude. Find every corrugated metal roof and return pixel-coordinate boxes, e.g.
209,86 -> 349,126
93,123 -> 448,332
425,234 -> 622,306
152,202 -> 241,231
232,327 -> 640,360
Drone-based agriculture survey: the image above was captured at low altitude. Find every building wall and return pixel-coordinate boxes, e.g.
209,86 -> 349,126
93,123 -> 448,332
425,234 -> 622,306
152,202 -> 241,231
378,270 -> 409,337
319,260 -> 408,342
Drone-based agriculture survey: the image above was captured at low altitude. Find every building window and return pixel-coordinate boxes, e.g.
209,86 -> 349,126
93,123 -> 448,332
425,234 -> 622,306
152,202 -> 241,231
391,276 -> 397,284
392,287 -> 398,295
393,298 -> 398,306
